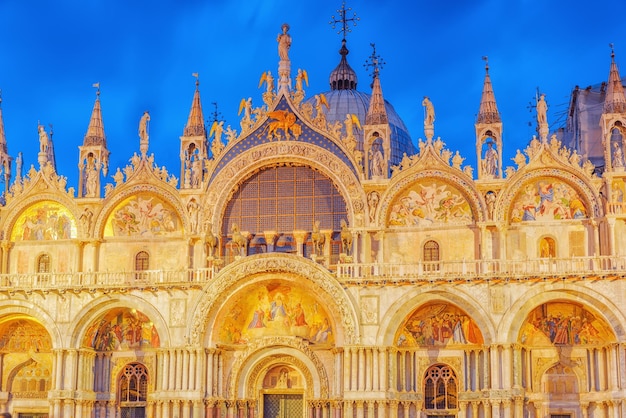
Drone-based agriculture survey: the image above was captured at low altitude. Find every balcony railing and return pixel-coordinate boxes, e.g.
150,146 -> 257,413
1,255 -> 625,292
336,255 -> 626,283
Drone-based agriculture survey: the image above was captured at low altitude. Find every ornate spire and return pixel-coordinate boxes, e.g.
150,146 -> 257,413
83,83 -> 107,147
183,74 -> 206,137
365,43 -> 388,125
477,57 -> 501,124
329,2 -> 359,90
0,90 -> 7,155
604,45 -> 626,114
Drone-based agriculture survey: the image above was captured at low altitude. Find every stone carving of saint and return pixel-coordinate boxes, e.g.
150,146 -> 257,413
38,124 -> 49,154
370,142 -> 384,177
277,23 -> 291,62
613,141 -> 625,169
536,94 -> 547,126
483,141 -> 498,177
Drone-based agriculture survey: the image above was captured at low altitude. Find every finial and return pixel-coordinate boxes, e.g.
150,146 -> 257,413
49,123 -> 54,139
610,43 -> 615,59
92,82 -> 100,97
0,88 -> 2,106
210,102 -> 223,124
192,72 -> 200,87
364,43 -> 385,79
482,55 -> 489,72
330,1 -> 359,41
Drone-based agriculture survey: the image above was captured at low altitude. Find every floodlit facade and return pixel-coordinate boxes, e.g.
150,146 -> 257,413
2,17 -> 626,418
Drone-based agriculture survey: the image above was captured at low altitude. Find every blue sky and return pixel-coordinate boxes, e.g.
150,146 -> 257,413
0,0 -> 625,189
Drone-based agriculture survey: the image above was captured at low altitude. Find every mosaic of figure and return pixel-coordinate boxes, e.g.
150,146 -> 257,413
388,180 -> 472,226
510,177 -> 587,222
0,319 -> 53,353
395,303 -> 483,347
104,194 -> 180,237
11,201 -> 76,241
83,308 -> 160,351
218,280 -> 334,345
518,302 -> 614,346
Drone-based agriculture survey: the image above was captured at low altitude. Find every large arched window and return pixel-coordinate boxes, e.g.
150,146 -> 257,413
424,364 -> 457,412
118,363 -> 148,417
423,240 -> 440,271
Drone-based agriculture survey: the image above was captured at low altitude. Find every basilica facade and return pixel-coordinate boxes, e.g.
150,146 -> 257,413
1,17 -> 626,418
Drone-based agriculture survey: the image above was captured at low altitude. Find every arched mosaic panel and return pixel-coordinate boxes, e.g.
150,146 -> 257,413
10,201 -> 77,241
395,302 -> 484,347
82,308 -> 160,351
510,177 -> 588,222
518,301 -> 614,346
216,279 -> 334,345
104,193 -> 182,237
388,179 -> 473,226
0,318 -> 53,353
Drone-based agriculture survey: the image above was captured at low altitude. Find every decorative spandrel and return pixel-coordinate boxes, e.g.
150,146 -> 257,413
388,179 -> 473,226
11,201 -> 77,241
395,303 -> 484,347
510,177 -> 587,222
217,279 -> 334,345
519,302 -> 614,346
104,193 -> 182,237
83,307 -> 160,351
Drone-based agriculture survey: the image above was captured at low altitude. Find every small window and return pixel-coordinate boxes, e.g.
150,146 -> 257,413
135,251 -> 149,271
423,240 -> 440,271
135,251 -> 149,281
119,363 -> 148,418
37,254 -> 50,273
539,237 -> 556,258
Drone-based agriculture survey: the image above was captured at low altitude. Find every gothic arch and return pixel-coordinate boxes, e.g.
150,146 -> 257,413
188,253 -> 359,346
68,294 -> 171,349
498,167 -> 601,223
376,288 -> 495,346
498,286 -> 626,343
227,339 -> 328,399
93,182 -> 188,239
204,141 -> 366,233
0,301 -> 62,348
377,169 -> 486,227
2,193 -> 81,240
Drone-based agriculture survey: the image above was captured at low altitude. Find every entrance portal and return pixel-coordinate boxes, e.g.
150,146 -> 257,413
263,394 -> 303,418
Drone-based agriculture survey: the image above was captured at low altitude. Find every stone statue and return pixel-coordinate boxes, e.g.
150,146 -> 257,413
139,111 -> 150,154
613,141 -> 625,169
38,124 -> 49,154
369,142 -> 384,177
277,23 -> 291,62
483,142 -> 498,177
536,94 -> 547,126
422,96 -> 435,126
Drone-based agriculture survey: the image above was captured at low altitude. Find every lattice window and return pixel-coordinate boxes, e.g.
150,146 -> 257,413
423,240 -> 440,271
135,252 -> 149,271
424,364 -> 457,411
222,165 -> 348,258
37,254 -> 50,273
118,363 -> 148,418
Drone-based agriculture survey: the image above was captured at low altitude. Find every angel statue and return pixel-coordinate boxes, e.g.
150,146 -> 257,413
238,97 -> 253,131
343,114 -> 361,153
258,71 -> 275,93
295,68 -> 308,94
209,120 -> 225,156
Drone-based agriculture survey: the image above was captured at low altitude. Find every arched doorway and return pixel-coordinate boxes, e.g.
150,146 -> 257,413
261,365 -> 305,418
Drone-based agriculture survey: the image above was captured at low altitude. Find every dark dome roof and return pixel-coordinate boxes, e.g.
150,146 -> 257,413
307,89 -> 415,167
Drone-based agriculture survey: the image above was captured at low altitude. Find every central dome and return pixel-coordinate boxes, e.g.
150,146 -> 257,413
306,40 -> 415,166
